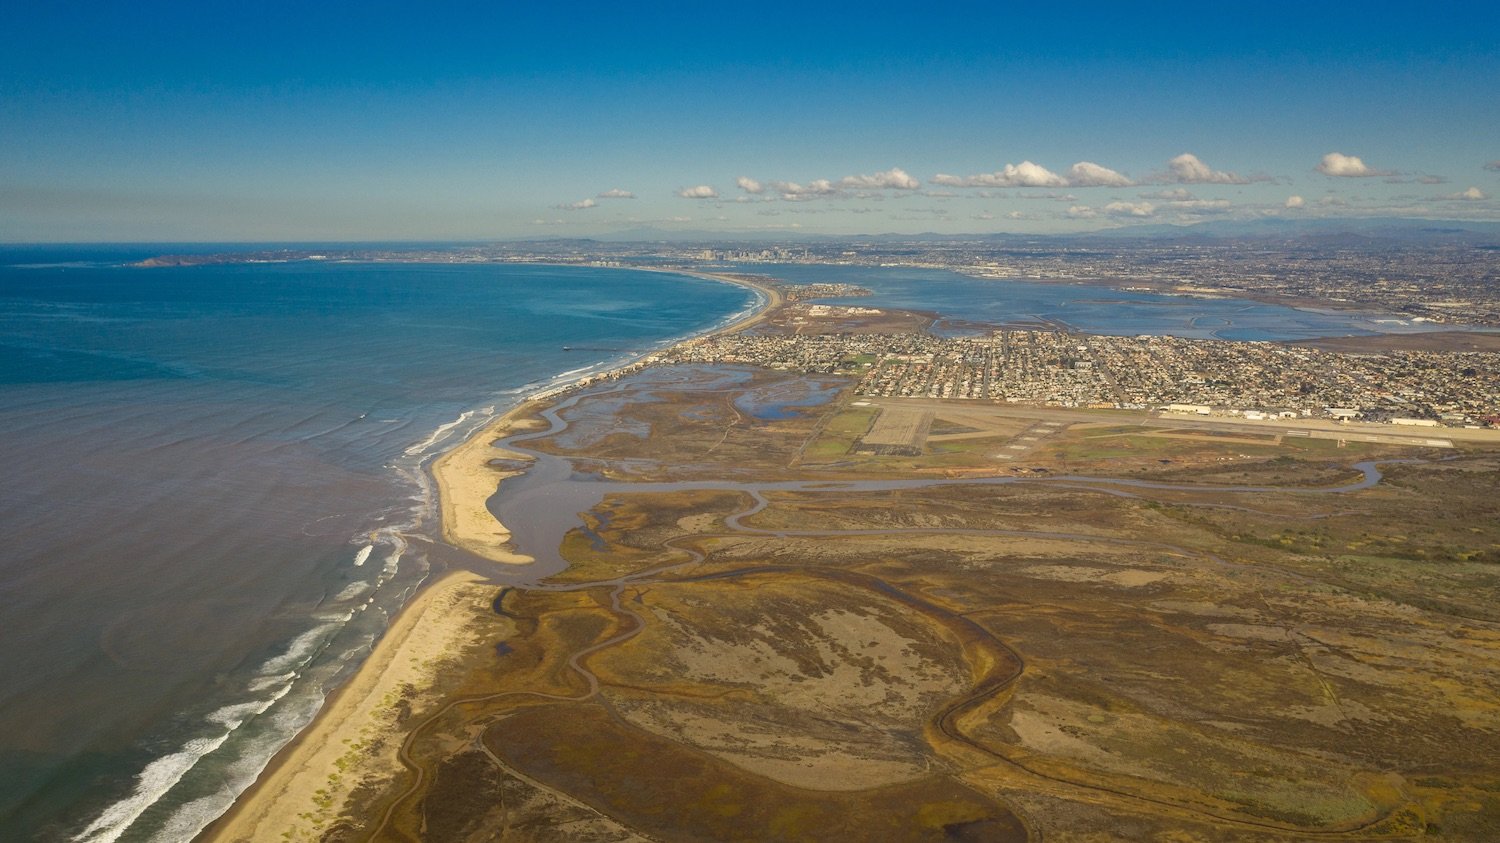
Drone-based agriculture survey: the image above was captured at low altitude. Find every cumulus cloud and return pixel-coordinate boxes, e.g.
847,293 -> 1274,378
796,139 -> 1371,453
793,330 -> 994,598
558,197 -> 597,210
596,188 -> 634,199
935,160 -> 1133,189
1166,153 -> 1249,184
932,161 -> 1069,189
1449,186 -> 1489,201
737,168 -> 919,201
769,178 -> 838,199
1068,161 -> 1134,187
972,211 -> 995,221
1066,205 -> 1098,219
1484,161 -> 1500,172
1104,200 -> 1155,217
839,167 -> 920,190
1148,188 -> 1196,202
677,185 -> 719,199
1285,195 -> 1305,209
1316,152 -> 1391,178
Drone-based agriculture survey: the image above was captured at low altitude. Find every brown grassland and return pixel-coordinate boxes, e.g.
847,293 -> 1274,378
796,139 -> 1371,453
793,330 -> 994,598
266,362 -> 1500,842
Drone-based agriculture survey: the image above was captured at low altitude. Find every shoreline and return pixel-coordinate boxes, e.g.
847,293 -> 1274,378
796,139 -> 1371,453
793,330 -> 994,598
201,570 -> 490,841
199,266 -> 780,840
429,267 -> 779,569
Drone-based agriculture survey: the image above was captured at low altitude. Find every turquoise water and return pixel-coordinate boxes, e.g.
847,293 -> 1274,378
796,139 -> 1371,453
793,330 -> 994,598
0,251 -> 754,842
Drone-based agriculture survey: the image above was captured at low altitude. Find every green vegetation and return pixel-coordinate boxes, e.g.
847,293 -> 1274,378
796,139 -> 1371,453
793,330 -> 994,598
802,405 -> 877,460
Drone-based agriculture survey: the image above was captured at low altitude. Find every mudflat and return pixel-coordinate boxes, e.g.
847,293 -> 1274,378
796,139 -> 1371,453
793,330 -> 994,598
321,360 -> 1500,841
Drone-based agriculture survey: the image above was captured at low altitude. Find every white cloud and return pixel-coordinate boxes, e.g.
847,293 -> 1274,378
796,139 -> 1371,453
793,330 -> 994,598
1019,192 -> 1077,202
677,185 -> 719,199
1170,199 -> 1231,213
1486,160 -> 1500,172
972,211 -> 995,221
1104,200 -> 1155,217
1285,195 -> 1305,209
739,168 -> 919,201
1066,205 -> 1098,218
936,160 -> 1131,189
1148,188 -> 1196,202
1068,161 -> 1134,187
1417,175 -> 1447,185
1144,189 -> 1229,212
558,198 -> 597,210
769,178 -> 838,198
933,161 -> 1069,188
668,215 -> 692,222
1316,152 -> 1390,178
1449,186 -> 1489,201
596,188 -> 634,199
1318,195 -> 1348,207
839,167 -> 920,190
1167,153 -> 1249,184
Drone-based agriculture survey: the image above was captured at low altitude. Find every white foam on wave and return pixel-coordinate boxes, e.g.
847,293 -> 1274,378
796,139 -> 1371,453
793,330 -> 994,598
333,580 -> 371,601
246,672 -> 294,693
145,687 -> 325,843
255,622 -> 338,676
207,683 -> 290,730
402,409 -> 475,457
70,731 -> 233,843
352,544 -> 373,567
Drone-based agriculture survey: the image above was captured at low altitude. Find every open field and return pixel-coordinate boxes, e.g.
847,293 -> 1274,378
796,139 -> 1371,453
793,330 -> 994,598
1290,331 -> 1500,354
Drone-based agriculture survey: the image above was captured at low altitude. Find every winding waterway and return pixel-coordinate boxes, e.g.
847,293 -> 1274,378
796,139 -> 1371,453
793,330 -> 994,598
483,379 -> 1397,584
434,374 -> 1418,839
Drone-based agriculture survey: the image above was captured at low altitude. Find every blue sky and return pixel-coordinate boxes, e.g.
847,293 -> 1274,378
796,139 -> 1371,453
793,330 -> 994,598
2,1 -> 1497,241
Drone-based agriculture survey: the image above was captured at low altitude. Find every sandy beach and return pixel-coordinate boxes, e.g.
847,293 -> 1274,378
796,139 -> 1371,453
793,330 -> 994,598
430,268 -> 779,568
200,268 -> 780,840
203,570 -> 497,841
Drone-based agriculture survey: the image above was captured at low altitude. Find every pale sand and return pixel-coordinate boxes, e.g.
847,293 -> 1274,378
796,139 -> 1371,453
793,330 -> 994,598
430,409 -> 539,565
429,268 -> 781,567
205,268 -> 782,837
204,570 -> 495,842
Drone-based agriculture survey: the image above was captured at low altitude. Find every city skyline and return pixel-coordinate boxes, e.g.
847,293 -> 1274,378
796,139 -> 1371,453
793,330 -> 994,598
3,2 -> 1498,241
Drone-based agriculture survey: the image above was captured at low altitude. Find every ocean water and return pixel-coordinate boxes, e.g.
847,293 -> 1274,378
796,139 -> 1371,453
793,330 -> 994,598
734,262 -> 1464,340
0,250 -> 755,842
